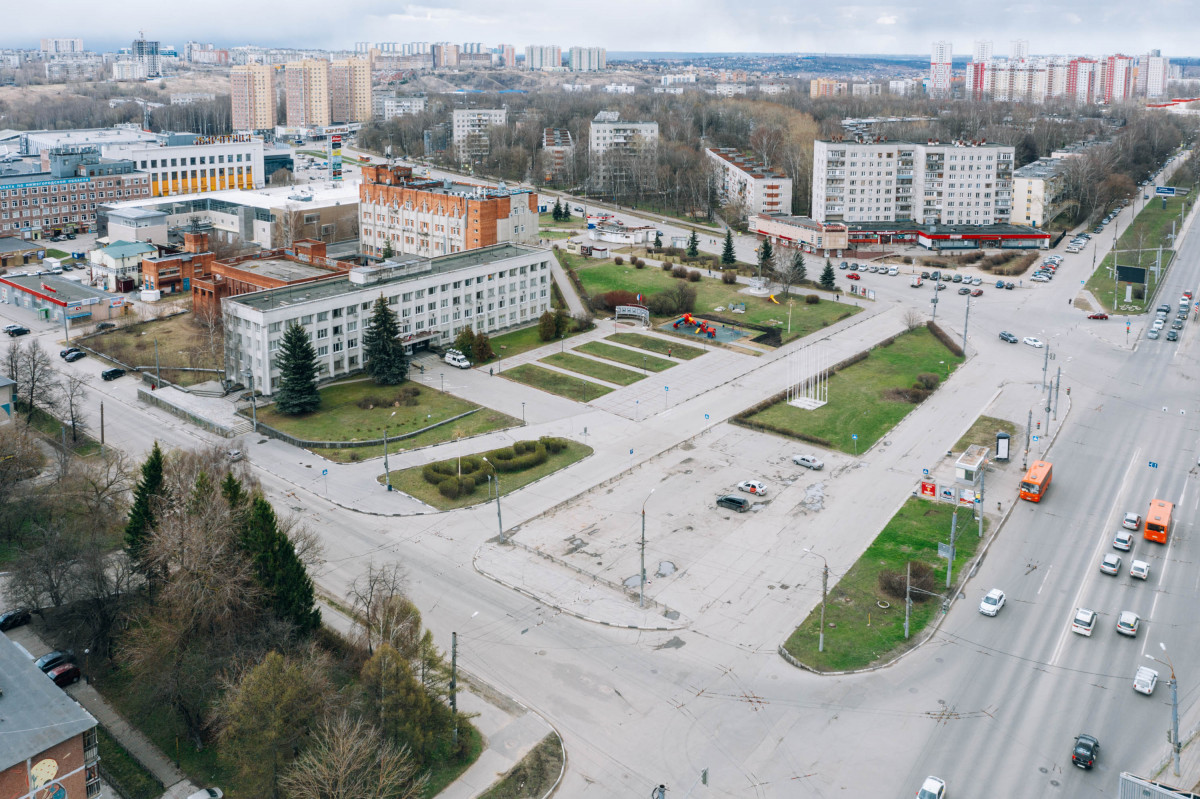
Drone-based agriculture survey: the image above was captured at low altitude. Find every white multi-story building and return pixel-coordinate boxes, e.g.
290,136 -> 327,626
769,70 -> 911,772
705,148 -> 793,216
758,83 -> 790,95
451,108 -> 507,161
568,46 -> 606,72
524,45 -> 561,70
851,83 -> 882,97
112,60 -> 149,81
1010,158 -> 1067,228
930,41 -> 953,97
713,84 -> 748,97
660,73 -> 696,86
1138,50 -> 1170,98
223,243 -> 554,395
171,92 -> 216,105
103,132 -> 264,197
40,38 -> 84,55
373,95 -> 427,120
812,137 -> 1014,226
888,78 -> 921,96
602,83 -> 636,94
588,112 -> 658,193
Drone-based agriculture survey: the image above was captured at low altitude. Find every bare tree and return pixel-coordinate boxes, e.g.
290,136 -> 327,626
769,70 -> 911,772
348,563 -> 408,656
278,712 -> 426,799
59,373 -> 88,444
18,340 -> 59,421
904,308 -> 925,330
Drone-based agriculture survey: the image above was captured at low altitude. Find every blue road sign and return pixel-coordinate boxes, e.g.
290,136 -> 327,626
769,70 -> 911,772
1150,461 -> 1159,469
630,448 -> 633,455
664,386 -> 669,392
923,468 -> 930,476
704,413 -> 710,420
852,434 -> 858,441
1032,435 -> 1040,442
1156,186 -> 1177,197
322,469 -> 328,476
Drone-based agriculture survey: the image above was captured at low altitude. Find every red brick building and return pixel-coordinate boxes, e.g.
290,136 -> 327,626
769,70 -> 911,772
140,230 -> 216,295
192,239 -> 349,318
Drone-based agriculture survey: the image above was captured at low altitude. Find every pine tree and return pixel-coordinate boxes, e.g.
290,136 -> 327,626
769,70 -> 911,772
452,326 -> 476,356
686,229 -> 699,258
721,229 -> 737,266
381,238 -> 394,259
274,323 -> 321,415
363,296 -> 409,385
820,258 -> 837,291
552,198 -> 563,221
791,250 -> 807,284
653,230 -> 662,249
124,441 -> 164,574
240,495 -> 321,636
758,238 -> 775,276
553,307 -> 571,337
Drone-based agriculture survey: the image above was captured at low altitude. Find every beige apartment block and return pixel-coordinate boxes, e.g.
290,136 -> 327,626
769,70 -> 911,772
231,64 -> 276,132
285,59 -> 331,128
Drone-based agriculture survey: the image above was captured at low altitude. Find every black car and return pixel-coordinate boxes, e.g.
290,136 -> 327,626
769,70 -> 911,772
1005,282 -> 1015,290
957,287 -> 971,295
95,322 -> 116,332
0,608 -> 31,631
716,495 -> 750,513
920,271 -> 930,279
6,326 -> 29,337
66,233 -> 76,239
35,650 -> 74,673
999,331 -> 1018,343
63,351 -> 85,362
100,367 -> 126,381
59,347 -> 81,359
1072,734 -> 1100,769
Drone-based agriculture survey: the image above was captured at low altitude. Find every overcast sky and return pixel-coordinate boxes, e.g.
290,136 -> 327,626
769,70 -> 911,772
5,0 -> 1195,57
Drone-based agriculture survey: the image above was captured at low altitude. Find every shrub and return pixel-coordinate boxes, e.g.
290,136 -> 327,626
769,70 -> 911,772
902,256 -> 913,264
661,262 -> 673,272
356,395 -> 383,410
915,372 -> 940,390
540,435 -> 569,454
722,270 -> 738,284
665,246 -> 683,257
687,269 -> 701,282
647,293 -> 677,315
671,264 -> 689,279
925,320 -> 964,357
598,290 -> 639,311
805,294 -> 820,305
878,561 -> 937,601
614,256 -> 624,265
438,475 -> 476,499
635,260 -> 645,269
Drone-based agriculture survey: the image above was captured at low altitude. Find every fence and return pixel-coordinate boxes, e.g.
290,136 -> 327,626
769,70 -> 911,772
136,388 -> 240,438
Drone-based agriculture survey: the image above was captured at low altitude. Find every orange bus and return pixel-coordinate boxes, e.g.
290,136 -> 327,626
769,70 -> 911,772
1145,499 -> 1174,544
1019,460 -> 1053,502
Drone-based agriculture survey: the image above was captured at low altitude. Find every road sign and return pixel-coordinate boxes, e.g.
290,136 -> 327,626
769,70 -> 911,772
322,469 -> 328,476
1156,186 -> 1177,197
704,413 -> 709,420
938,542 -> 953,560
1150,461 -> 1159,469
923,468 -> 930,476
852,434 -> 858,440
1032,435 -> 1040,442
664,386 -> 669,392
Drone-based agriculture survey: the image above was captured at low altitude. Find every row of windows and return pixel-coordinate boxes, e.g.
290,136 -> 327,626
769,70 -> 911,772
2,213 -> 94,230
139,152 -> 254,169
0,178 -> 144,198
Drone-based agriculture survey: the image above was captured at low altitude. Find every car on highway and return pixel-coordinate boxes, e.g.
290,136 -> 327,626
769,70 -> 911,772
1172,320 -> 1183,330
1100,553 -> 1122,575
792,454 -> 824,470
1072,734 -> 1101,769
1123,512 -> 1142,530
1148,329 -> 1161,339
847,273 -> 860,280
1134,666 -> 1159,695
1113,530 -> 1134,550
970,288 -> 983,297
957,287 -> 971,295
1130,560 -> 1150,580
1167,330 -> 1179,341
999,331 -> 1018,343
47,663 -> 81,687
916,776 -> 946,799
979,588 -> 1006,616
716,495 -> 749,513
0,608 -> 31,630
1071,607 -> 1097,636
1116,611 -> 1140,636
737,480 -> 767,496
1088,313 -> 1109,320
1023,337 -> 1044,348
1152,318 -> 1165,331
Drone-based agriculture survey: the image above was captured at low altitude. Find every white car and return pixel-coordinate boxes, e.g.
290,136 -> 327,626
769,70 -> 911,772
1031,274 -> 1050,282
187,790 -> 224,799
1023,337 -> 1045,348
1134,665 -> 1159,695
1071,607 -> 1097,636
444,352 -> 471,369
792,454 -> 824,470
979,588 -> 1006,616
1113,530 -> 1134,551
1,324 -> 21,333
917,776 -> 946,799
1122,512 -> 1142,530
1100,553 -> 1122,575
1116,610 -> 1140,637
1152,319 -> 1165,331
1130,560 -> 1150,580
737,480 -> 767,496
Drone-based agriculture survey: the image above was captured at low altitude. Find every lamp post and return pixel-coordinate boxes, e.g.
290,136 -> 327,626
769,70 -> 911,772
521,402 -> 525,423
440,371 -> 444,393
482,457 -> 504,543
803,547 -> 829,653
640,489 -> 655,608
498,344 -> 507,373
1147,643 -> 1181,777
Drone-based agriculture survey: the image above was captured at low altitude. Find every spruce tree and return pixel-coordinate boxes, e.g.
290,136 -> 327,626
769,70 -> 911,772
124,441 -> 165,574
363,296 -> 409,385
381,238 -> 394,259
653,230 -> 662,249
721,229 -> 737,265
274,323 -> 321,415
241,495 -> 321,636
686,229 -> 700,258
791,250 -> 807,284
552,198 -> 563,221
758,238 -> 775,277
472,332 -> 495,362
820,258 -> 837,291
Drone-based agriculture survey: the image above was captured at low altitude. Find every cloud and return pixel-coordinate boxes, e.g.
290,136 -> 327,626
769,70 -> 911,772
876,14 -> 898,24
1064,12 -> 1082,24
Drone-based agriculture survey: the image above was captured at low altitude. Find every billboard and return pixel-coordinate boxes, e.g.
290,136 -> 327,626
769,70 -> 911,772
330,134 -> 343,182
1115,264 -> 1148,284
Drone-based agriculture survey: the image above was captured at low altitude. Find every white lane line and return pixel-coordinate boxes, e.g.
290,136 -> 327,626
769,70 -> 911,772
1037,564 -> 1054,595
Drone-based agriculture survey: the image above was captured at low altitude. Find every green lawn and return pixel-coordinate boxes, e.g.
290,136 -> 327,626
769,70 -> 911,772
539,352 -> 644,385
96,726 -> 163,799
572,259 -> 857,343
953,415 -> 1018,453
251,380 -> 518,449
540,229 -> 573,240
1083,193 -> 1189,314
538,212 -> 587,230
605,332 -> 704,360
575,341 -> 675,372
381,440 -> 592,510
783,497 -> 987,672
475,323 -> 588,367
25,406 -> 101,456
502,364 -> 614,402
745,327 -> 964,455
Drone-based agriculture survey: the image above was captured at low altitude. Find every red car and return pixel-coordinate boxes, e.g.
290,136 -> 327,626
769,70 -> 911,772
847,273 -> 861,280
1088,313 -> 1109,320
47,663 -> 81,687
970,288 -> 983,297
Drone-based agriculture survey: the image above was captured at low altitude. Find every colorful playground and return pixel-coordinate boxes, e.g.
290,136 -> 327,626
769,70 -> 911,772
664,313 -> 747,344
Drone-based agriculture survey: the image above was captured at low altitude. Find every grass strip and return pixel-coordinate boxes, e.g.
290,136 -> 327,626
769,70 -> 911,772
540,352 -> 644,385
502,363 -> 613,402
606,332 -> 704,359
575,341 -> 675,372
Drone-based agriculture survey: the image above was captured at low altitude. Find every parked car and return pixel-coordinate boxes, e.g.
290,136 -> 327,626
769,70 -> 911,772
6,326 -> 29,337
95,322 -> 116,332
971,277 -> 982,285
999,331 -> 1018,343
187,789 -> 224,799
979,588 -> 1006,616
100,368 -> 126,381
1130,560 -> 1150,580
1113,530 -> 1134,551
838,262 -> 849,270
957,287 -> 971,295
792,454 -> 824,470
970,288 -> 984,297
1071,607 -> 1097,636
951,274 -> 963,283
935,283 -> 947,291
63,351 -> 85,362
47,663 -> 81,687
737,480 -> 767,496
1088,313 -> 1109,320
59,347 -> 80,359
1116,610 -> 1140,637
1072,734 -> 1100,769
444,352 -> 471,369
0,608 -> 31,631
1100,553 -> 1122,575
995,280 -> 1006,289
846,273 -> 860,280
920,271 -> 930,279
35,650 -> 74,673
1134,666 -> 1159,696
716,495 -> 749,513
1023,337 -> 1045,348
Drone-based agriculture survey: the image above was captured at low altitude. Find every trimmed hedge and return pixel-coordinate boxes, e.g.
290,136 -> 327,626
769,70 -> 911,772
926,320 -> 964,357
421,437 -> 571,498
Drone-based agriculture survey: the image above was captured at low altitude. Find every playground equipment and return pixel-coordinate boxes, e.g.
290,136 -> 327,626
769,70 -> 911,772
673,313 -> 717,338
769,294 -> 779,304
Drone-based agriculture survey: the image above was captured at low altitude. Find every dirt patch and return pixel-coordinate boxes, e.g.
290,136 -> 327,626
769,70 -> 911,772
478,733 -> 564,799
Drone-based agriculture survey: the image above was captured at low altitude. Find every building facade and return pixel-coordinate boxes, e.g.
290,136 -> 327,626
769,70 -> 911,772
809,78 -> 847,98
284,60 -> 331,128
223,243 -> 554,394
524,45 -> 561,70
812,137 -> 1014,227
705,148 -> 793,216
40,37 -> 84,54
231,64 -> 277,132
451,109 -> 507,161
568,47 -> 606,72
930,41 -> 953,97
359,163 -> 538,258
588,112 -> 658,194
105,133 -> 264,198
1010,158 -> 1067,228
89,239 -> 157,291
540,128 -> 575,184
330,58 -> 371,123
372,95 -> 426,120
140,229 -> 215,294
193,239 -> 345,318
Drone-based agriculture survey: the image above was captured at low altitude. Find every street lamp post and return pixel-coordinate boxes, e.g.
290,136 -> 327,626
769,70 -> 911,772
482,457 -> 504,543
640,489 -> 655,608
440,371 -> 444,393
803,548 -> 829,653
1147,643 -> 1181,777
521,402 -> 526,423
498,345 -> 507,373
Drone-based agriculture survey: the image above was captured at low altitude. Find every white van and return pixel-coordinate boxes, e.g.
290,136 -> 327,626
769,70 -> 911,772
910,276 -> 922,288
444,352 -> 471,369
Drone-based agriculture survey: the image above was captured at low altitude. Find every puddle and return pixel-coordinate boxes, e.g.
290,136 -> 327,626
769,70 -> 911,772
656,561 -> 676,577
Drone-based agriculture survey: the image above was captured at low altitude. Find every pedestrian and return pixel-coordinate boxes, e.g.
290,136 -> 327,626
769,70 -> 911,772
667,348 -> 672,358
1067,298 -> 1071,305
997,501 -> 1001,511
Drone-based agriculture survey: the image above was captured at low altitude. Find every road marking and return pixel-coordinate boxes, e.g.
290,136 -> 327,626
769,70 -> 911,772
1036,564 -> 1054,595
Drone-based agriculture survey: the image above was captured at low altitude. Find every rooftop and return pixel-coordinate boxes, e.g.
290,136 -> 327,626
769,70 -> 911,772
1,274 -> 120,304
99,240 -> 157,260
109,207 -> 169,221
103,182 -> 360,214
220,254 -> 341,282
0,633 -> 96,769
707,147 -> 789,179
0,236 -> 40,254
844,220 -> 1049,237
1013,158 -> 1064,179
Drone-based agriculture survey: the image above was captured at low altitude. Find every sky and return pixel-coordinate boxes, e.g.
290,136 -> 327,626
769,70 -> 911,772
5,0 -> 1197,57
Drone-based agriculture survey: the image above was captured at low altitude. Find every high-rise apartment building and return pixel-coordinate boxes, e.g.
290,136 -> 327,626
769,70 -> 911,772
811,137 -> 1014,227
132,34 -> 161,77
1100,54 -> 1135,103
810,78 -> 847,98
1138,50 -> 1170,98
40,38 -> 84,55
497,44 -> 516,67
1011,39 -> 1029,60
930,41 -> 953,97
588,111 -> 659,194
569,47 -> 606,72
231,64 -> 277,132
525,45 -> 562,70
452,108 -> 508,160
966,40 -> 992,100
284,59 -> 331,127
330,58 -> 370,123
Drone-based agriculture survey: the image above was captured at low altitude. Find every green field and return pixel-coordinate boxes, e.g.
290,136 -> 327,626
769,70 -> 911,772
380,440 -> 592,510
783,497 -> 987,672
605,332 -> 704,359
538,212 -> 587,230
571,258 -> 857,343
575,341 -> 675,372
477,322 -> 588,366
1084,192 -> 1189,314
502,363 -> 614,402
744,327 -> 964,454
540,352 -> 644,385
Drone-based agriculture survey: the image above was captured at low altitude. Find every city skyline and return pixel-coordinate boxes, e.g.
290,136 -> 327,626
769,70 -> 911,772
4,0 -> 1198,57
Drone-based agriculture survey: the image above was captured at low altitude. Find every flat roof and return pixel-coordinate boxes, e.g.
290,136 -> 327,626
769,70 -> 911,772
109,207 -> 168,221
0,632 -> 96,769
222,256 -> 340,282
2,274 -> 119,304
0,237 -> 39,253
103,182 -> 360,214
707,147 -> 788,179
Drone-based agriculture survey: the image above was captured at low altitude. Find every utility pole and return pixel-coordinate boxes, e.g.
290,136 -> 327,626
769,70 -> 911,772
1044,395 -> 1052,444
962,297 -> 970,355
977,467 -> 985,538
154,337 -> 161,388
99,402 -> 105,454
1041,343 -> 1049,390
483,457 -> 504,542
450,632 -> 458,745
640,489 -> 655,608
1023,408 -> 1032,471
1053,367 -> 1061,420
383,428 -> 391,491
930,281 -> 938,322
904,561 -> 912,639
946,508 -> 958,590
1170,666 -> 1180,777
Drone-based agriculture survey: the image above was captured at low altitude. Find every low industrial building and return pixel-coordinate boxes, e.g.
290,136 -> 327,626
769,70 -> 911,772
0,236 -> 47,268
751,214 -> 1049,253
88,239 -> 157,292
0,271 -> 128,327
750,214 -> 849,256
192,239 -> 348,319
0,633 -> 101,799
140,229 -> 216,296
224,243 -> 553,395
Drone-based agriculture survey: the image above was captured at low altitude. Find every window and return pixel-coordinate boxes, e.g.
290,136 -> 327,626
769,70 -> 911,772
317,345 -> 328,356
316,329 -> 329,339
301,315 -> 313,325
317,311 -> 329,321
